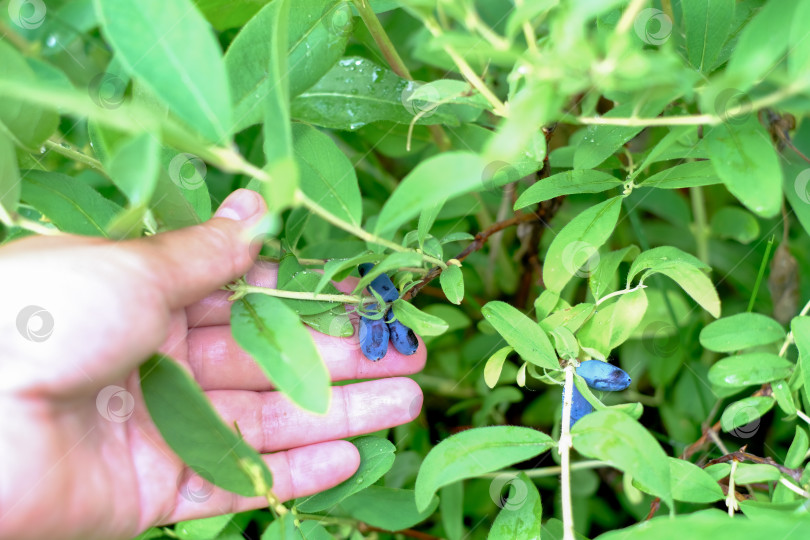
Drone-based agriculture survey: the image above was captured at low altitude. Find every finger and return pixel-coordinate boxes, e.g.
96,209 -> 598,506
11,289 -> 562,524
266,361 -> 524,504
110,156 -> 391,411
186,322 -> 426,390
129,189 -> 270,311
207,378 -> 423,453
164,440 -> 360,524
186,261 -> 359,328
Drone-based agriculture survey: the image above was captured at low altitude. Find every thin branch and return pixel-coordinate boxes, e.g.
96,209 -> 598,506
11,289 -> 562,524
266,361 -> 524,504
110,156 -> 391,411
560,365 -> 576,540
226,284 -> 369,304
43,138 -> 108,176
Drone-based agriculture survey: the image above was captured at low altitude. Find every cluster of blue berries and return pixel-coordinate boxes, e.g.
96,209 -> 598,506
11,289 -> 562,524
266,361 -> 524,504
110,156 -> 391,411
357,263 -> 418,361
565,360 -> 632,427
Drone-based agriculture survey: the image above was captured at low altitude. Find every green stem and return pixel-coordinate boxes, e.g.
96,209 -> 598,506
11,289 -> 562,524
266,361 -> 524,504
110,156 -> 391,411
747,235 -> 775,312
559,364 -> 576,540
0,20 -> 36,54
228,284 -> 369,304
295,191 -> 447,268
690,186 -> 709,264
477,460 -> 607,479
596,284 -> 647,306
44,139 -> 108,176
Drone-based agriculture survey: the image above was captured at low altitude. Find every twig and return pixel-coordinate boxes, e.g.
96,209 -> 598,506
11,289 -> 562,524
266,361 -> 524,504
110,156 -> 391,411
226,284 -> 370,304
560,365 -> 576,540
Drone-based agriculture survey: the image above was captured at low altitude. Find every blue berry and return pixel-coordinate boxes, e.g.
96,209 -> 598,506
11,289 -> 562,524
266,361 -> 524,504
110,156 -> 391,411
358,308 -> 389,362
576,360 -> 631,391
385,310 -> 418,356
564,383 -> 594,428
358,263 -> 399,303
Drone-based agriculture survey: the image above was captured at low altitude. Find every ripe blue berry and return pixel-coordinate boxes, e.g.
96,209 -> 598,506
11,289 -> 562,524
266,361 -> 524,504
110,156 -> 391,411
358,263 -> 399,303
576,360 -> 631,391
565,383 -> 594,428
385,310 -> 418,355
358,307 -> 389,362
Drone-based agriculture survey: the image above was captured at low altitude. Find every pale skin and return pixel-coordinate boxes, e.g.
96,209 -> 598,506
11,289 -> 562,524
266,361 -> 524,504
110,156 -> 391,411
0,189 -> 426,540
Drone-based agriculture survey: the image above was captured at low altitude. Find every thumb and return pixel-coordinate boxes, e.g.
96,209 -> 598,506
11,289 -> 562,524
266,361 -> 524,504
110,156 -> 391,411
131,189 -> 270,310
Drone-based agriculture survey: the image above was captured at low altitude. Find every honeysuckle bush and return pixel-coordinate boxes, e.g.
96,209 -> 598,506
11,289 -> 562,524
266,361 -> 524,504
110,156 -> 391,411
4,0 -> 810,538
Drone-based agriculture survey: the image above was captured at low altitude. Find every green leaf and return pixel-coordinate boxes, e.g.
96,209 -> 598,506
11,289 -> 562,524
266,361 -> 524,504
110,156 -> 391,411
539,303 -> 594,335
20,170 -> 122,236
488,472 -> 542,539
572,409 -> 672,509
785,427 -> 809,469
720,396 -> 775,432
392,299 -> 449,336
0,130 -> 20,222
175,514 -> 234,540
340,486 -> 439,532
589,246 -> 639,300
300,305 -> 354,337
543,196 -> 622,294
108,132 -> 160,207
418,200 -> 444,248
481,301 -> 559,370
699,313 -> 785,352
192,0 -> 266,30
705,118 -> 782,218
723,0 -> 800,91
514,169 -> 622,209
297,437 -> 395,512
140,355 -> 272,496
291,57 -> 463,130
440,483 -> 464,540
95,0 -> 232,142
681,0 -> 735,72
627,246 -> 709,284
316,252 -> 378,293
708,353 -> 793,389
230,293 -> 330,413
667,458 -> 724,503
595,510 -> 810,540
440,265 -> 465,305
0,41 -> 58,149
640,263 -> 720,318
484,346 -> 513,389
640,161 -> 721,189
293,123 -> 362,228
771,379 -> 797,416
414,426 -> 554,512
709,206 -> 759,244
792,317 -> 810,404
578,288 -> 648,358
734,463 -> 781,484
375,152 -> 487,237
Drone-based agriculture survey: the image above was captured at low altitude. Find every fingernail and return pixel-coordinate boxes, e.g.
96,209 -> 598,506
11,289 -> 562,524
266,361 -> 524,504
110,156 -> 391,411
214,189 -> 261,221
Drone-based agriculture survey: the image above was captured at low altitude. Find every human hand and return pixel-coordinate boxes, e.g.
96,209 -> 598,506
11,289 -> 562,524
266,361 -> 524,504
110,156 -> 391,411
0,189 -> 425,540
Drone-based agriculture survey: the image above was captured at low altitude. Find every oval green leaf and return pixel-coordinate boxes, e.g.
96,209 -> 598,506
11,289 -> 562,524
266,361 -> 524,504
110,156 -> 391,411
699,312 -> 785,352
708,353 -> 793,389
482,301 -> 559,370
